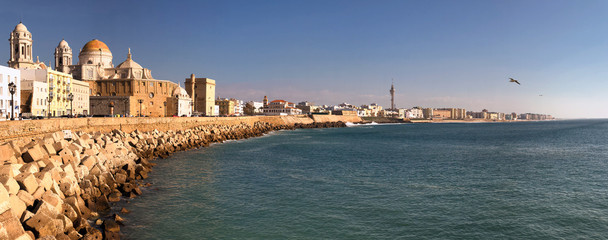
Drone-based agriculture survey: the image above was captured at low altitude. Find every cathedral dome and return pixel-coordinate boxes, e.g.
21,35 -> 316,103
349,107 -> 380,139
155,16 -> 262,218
82,39 -> 111,53
58,39 -> 69,48
13,22 -> 28,32
116,49 -> 142,69
172,86 -> 189,98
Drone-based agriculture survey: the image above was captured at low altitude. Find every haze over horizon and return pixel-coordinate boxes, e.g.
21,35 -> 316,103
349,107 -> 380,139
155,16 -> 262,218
2,0 -> 607,118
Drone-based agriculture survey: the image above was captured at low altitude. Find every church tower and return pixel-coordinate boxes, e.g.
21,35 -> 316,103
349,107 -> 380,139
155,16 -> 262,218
54,39 -> 72,73
8,22 -> 34,69
185,73 -> 196,109
389,82 -> 395,110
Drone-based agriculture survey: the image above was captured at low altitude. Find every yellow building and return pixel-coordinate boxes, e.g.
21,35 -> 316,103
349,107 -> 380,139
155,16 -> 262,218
21,68 -> 75,116
216,98 -> 236,116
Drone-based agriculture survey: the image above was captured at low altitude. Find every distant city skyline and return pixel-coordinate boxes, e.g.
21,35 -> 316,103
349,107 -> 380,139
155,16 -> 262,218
2,0 -> 608,118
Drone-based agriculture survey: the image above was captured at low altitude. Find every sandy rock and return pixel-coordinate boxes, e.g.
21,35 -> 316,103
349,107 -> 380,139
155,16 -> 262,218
42,144 -> 56,156
31,186 -> 46,199
41,191 -> 63,210
22,145 -> 46,163
35,171 -> 53,191
82,227 -> 102,240
8,194 -> 26,219
19,162 -> 39,174
16,190 -> 35,207
0,143 -> 16,162
0,175 -> 21,195
0,210 -> 30,240
14,172 -> 39,194
61,203 -> 78,222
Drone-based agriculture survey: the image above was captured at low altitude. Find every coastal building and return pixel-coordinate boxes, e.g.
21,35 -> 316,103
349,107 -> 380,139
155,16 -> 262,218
20,79 -> 47,117
0,65 -> 20,119
263,100 -> 302,115
173,86 -> 192,117
186,74 -> 215,116
20,68 -> 81,117
71,79 -> 90,115
360,103 -> 382,117
216,98 -> 236,116
245,101 -> 264,115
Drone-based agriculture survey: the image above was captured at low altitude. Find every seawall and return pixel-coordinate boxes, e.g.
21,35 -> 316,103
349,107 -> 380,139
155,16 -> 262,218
0,115 -> 359,239
0,115 -> 360,144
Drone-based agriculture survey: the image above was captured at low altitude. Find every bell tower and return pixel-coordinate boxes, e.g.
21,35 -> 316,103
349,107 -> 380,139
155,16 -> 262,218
8,22 -> 34,69
54,39 -> 72,73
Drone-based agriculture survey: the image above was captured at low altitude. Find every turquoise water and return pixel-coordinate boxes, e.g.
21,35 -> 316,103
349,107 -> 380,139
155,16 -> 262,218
120,120 -> 608,239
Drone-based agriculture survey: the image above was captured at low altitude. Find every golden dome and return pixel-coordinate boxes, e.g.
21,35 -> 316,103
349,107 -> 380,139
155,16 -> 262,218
82,39 -> 111,53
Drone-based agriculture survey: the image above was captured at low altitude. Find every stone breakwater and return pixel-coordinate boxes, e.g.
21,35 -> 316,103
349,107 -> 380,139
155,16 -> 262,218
0,120 -> 346,240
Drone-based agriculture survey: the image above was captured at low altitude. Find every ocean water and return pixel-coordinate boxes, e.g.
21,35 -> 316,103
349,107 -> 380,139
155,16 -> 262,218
120,119 -> 608,239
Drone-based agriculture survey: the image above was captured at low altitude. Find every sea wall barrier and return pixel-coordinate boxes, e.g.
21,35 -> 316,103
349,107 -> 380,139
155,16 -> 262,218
0,115 -> 358,239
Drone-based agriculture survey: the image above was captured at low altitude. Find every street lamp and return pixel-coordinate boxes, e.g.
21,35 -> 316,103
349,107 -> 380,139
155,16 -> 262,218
47,92 -> 54,119
8,82 -> 16,120
67,93 -> 74,117
138,99 -> 143,117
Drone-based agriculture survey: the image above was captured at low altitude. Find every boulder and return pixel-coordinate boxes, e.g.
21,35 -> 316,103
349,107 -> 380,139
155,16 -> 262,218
8,194 -> 26,219
14,172 -> 39,194
16,190 -> 35,207
0,175 -> 20,195
22,145 -> 46,163
0,143 -> 16,162
0,210 -> 30,240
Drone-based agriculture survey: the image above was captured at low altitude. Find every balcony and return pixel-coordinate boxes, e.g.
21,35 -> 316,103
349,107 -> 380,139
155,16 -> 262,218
49,84 -> 55,89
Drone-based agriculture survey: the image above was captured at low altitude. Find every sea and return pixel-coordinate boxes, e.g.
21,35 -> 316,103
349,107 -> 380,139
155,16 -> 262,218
119,119 -> 608,239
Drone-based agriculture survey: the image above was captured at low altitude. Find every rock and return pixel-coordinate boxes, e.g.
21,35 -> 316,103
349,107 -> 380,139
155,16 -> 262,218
119,207 -> 130,214
61,203 -> 78,222
17,190 -> 35,207
0,143 -> 16,163
0,175 -> 21,195
8,194 -> 26,219
22,145 -> 46,163
103,219 -> 120,233
83,227 -> 102,240
0,183 -> 11,214
95,219 -> 102,226
42,144 -> 57,156
108,190 -> 121,202
14,172 -> 39,194
0,210 -> 30,240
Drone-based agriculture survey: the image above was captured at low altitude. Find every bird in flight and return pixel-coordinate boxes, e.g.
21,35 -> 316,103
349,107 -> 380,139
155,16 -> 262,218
509,78 -> 521,85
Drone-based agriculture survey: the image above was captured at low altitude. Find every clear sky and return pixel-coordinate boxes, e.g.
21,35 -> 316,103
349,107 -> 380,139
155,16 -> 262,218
2,0 -> 608,118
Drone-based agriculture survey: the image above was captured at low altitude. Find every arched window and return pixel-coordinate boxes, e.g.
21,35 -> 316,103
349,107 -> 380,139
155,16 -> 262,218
87,60 -> 93,64
14,44 -> 18,56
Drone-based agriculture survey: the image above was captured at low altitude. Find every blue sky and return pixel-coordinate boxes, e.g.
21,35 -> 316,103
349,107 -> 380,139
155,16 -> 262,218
1,0 -> 608,118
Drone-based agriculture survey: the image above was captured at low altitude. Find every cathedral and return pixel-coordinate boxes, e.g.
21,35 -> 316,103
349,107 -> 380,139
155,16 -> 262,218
52,38 -> 187,117
7,22 -> 217,117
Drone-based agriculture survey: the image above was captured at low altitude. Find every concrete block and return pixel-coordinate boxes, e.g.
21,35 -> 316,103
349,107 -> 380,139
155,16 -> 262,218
32,186 -> 45,200
52,140 -> 69,153
21,145 -> 46,163
0,143 -> 16,162
0,175 -> 20,195
42,144 -> 57,156
0,210 -> 28,240
14,173 -> 38,194
0,184 -> 11,214
41,191 -> 63,210
16,190 -> 35,207
9,194 -> 26,219
19,162 -> 39,174
35,171 -> 53,191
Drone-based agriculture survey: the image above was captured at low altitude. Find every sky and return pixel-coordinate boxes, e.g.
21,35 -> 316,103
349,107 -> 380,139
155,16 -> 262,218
1,0 -> 608,118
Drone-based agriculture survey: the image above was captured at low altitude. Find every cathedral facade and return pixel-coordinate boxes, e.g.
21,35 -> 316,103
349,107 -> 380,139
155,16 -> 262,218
53,38 -> 191,117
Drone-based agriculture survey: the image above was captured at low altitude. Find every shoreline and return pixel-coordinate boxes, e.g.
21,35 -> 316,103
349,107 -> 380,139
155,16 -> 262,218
0,119 -> 349,239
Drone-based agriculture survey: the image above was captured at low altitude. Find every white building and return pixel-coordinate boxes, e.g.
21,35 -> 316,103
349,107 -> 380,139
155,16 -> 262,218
172,86 -> 192,117
20,80 -> 47,117
0,65 -> 20,120
234,99 -> 244,116
264,100 -> 302,115
246,101 -> 264,115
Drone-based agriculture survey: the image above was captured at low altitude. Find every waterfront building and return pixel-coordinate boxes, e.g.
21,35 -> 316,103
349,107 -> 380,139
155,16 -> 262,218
360,103 -> 382,117
216,98 -> 236,116
263,100 -> 302,115
71,79 -> 90,115
20,79 -> 47,117
186,74 -> 216,116
0,65 -> 20,119
173,86 -> 192,117
20,68 -> 84,117
245,101 -> 264,115
422,108 -> 434,119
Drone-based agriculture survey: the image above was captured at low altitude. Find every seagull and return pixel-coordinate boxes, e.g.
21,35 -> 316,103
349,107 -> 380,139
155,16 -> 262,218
509,78 -> 521,85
